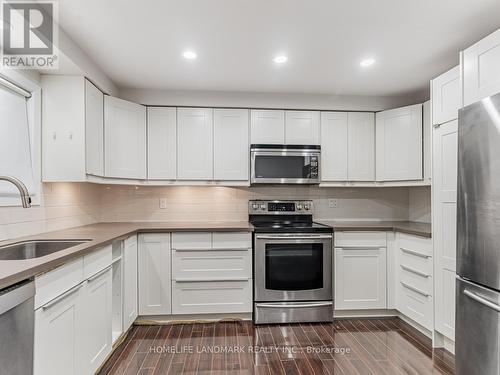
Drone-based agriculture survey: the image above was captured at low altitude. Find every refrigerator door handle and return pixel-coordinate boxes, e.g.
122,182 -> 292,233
464,289 -> 500,312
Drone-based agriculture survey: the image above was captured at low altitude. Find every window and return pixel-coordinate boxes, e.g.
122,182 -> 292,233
0,72 -> 40,206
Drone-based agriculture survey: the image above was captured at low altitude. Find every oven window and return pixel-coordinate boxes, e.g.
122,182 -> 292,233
255,155 -> 311,179
265,243 -> 323,290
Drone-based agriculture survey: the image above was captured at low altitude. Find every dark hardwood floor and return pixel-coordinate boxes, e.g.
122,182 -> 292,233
98,318 -> 455,375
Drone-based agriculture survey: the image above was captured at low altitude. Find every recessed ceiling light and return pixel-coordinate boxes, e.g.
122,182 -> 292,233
273,55 -> 288,64
183,51 -> 197,60
360,58 -> 375,67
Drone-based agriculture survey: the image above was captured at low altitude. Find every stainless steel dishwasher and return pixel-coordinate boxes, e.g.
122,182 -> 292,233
0,279 -> 35,375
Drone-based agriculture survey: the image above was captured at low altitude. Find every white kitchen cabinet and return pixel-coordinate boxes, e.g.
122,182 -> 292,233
320,112 -> 348,181
463,28 -> 500,106
431,66 -> 461,125
147,107 -> 177,180
376,104 -> 422,181
85,79 -> 104,177
214,108 -> 249,181
347,112 -> 375,181
433,119 -> 458,340
138,233 -> 172,315
285,111 -> 320,145
423,101 -> 432,181
250,110 -> 285,144
81,267 -> 112,375
123,235 -> 138,330
34,283 -> 84,375
104,96 -> 146,179
177,108 -> 214,180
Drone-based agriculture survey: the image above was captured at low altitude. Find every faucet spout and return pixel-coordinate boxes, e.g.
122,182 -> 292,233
0,175 -> 32,208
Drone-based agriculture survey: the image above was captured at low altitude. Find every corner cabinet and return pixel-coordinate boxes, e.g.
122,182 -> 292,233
85,80 -> 105,177
177,108 -> 214,180
147,107 -> 177,180
376,104 -> 423,181
104,96 -> 146,179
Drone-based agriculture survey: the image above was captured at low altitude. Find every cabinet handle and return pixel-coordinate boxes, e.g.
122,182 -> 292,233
336,247 -> 384,250
174,277 -> 249,282
463,289 -> 500,312
400,282 -> 430,297
256,302 -> 333,309
87,266 -> 111,283
401,248 -> 431,259
42,284 -> 83,310
400,265 -> 431,278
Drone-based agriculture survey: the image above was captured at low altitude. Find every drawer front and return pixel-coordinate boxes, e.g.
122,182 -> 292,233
335,231 -> 387,248
212,232 -> 251,250
399,265 -> 433,295
399,247 -> 433,275
172,232 -> 212,250
398,234 -> 432,257
172,249 -> 251,280
83,245 -> 112,279
35,258 -> 84,309
398,282 -> 433,330
172,280 -> 252,314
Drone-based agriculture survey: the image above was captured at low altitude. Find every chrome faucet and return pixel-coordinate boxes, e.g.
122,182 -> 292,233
0,175 -> 32,208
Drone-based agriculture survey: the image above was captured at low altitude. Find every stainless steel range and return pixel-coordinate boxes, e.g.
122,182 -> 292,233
249,199 -> 334,324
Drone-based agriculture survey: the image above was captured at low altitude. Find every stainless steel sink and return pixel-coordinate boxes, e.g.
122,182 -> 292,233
0,240 -> 90,260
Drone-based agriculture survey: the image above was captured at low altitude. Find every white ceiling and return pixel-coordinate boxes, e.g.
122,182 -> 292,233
57,0 -> 500,97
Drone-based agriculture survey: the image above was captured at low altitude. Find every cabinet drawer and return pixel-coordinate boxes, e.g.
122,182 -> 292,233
172,232 -> 212,250
172,249 -> 251,280
83,245 -> 112,279
172,279 -> 252,314
399,265 -> 433,295
335,231 -> 387,248
398,234 -> 432,256
398,281 -> 433,330
212,232 -> 251,250
399,247 -> 433,275
35,258 -> 84,309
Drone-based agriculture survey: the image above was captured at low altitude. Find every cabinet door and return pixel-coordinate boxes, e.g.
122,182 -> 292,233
250,110 -> 285,144
376,104 -> 422,181
347,112 -> 375,181
177,108 -> 214,180
463,29 -> 500,106
80,268 -> 112,375
432,119 -> 458,340
138,233 -> 171,315
85,79 -> 104,177
104,96 -> 146,179
334,247 -> 387,310
123,236 -> 138,330
285,111 -> 320,145
34,284 -> 83,375
214,108 -> 249,181
147,107 -> 176,179
431,66 -> 461,125
320,112 -> 348,181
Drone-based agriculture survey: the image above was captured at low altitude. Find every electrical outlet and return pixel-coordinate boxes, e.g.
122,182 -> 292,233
159,198 -> 167,209
328,198 -> 338,208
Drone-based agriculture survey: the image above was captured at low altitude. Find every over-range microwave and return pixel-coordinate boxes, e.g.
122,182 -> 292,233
250,144 -> 321,184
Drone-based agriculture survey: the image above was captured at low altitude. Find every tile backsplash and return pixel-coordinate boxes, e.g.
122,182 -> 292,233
1,182 -> 430,241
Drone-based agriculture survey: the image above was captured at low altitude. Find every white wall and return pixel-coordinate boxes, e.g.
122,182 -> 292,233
408,186 -> 432,223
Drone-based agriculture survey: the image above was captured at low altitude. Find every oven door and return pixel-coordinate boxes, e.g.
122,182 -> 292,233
254,233 -> 332,302
251,149 -> 320,184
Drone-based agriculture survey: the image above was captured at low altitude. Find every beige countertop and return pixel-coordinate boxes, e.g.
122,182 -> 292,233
318,220 -> 432,238
0,221 -> 253,290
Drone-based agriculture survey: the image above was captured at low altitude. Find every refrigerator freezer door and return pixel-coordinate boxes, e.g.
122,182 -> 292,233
456,277 -> 500,375
458,91 -> 500,291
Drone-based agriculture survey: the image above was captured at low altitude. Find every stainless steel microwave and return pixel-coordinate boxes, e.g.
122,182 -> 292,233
250,145 -> 320,184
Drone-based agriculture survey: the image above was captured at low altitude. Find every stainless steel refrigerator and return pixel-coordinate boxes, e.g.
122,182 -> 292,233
457,91 -> 500,375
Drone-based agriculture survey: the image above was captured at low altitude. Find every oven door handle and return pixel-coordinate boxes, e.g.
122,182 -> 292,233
256,235 -> 333,240
255,302 -> 333,308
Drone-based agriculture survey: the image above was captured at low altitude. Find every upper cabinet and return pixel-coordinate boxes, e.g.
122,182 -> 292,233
431,66 -> 461,125
376,104 -> 422,181
348,112 -> 375,181
177,108 -> 214,180
463,29 -> 500,106
214,108 -> 249,181
85,80 -> 105,177
250,110 -> 285,144
320,112 -> 348,181
147,107 -> 177,180
104,96 -> 146,179
285,111 -> 320,145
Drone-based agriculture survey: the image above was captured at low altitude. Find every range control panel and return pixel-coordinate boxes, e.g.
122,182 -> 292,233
248,200 -> 313,215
